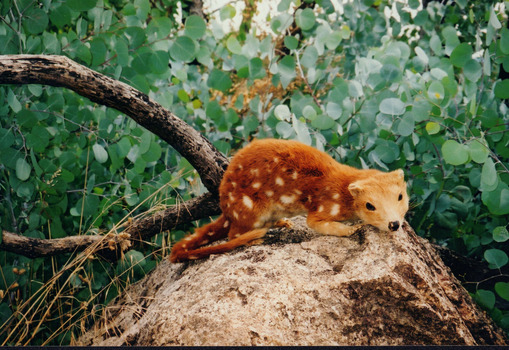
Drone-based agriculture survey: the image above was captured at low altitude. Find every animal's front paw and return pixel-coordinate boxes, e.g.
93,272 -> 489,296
347,224 -> 363,236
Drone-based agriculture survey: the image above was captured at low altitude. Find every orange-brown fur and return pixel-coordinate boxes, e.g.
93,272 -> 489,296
170,139 -> 409,263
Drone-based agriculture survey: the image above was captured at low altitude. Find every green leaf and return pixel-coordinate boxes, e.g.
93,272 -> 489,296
24,8 -> 49,35
295,8 -> 315,31
379,98 -> 405,115
311,115 -> 335,130
184,15 -> 206,39
481,158 -> 498,191
495,282 -> 509,301
226,36 -> 242,54
67,0 -> 97,11
494,80 -> 509,99
468,139 -> 489,164
450,43 -> 473,68
493,226 -> 509,243
481,183 -> 509,215
397,114 -> 415,137
301,46 -> 318,68
274,105 -> 291,121
220,5 -> 236,20
428,81 -> 444,103
7,90 -> 22,113
474,289 -> 495,310
284,36 -> 299,50
484,249 -> 508,269
248,57 -> 266,80
92,144 -> 108,163
500,27 -> 509,55
49,5 -> 72,29
463,59 -> 482,82
170,36 -> 197,62
207,69 -> 232,92
425,122 -> 440,135
442,140 -> 469,166
16,158 -> 31,181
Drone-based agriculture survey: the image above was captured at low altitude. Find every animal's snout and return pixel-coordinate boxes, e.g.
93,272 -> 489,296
388,221 -> 400,232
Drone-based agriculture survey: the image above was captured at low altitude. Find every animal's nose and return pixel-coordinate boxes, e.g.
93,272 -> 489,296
388,221 -> 400,231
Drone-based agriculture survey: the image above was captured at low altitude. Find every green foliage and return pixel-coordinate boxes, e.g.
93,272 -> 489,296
0,0 -> 508,344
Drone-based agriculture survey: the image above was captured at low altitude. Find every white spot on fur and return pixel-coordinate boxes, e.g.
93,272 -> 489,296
231,182 -> 237,188
265,190 -> 274,197
233,210 -> 239,219
252,182 -> 261,189
275,177 -> 284,186
201,239 -> 209,245
251,168 -> 260,176
228,192 -> 235,202
280,194 -> 296,204
185,236 -> 193,241
273,157 -> 279,163
188,255 -> 198,260
234,233 -> 241,238
223,220 -> 229,228
330,203 -> 340,216
318,205 -> 324,212
238,165 -> 243,170
207,231 -> 215,236
332,193 -> 340,200
243,195 -> 254,209
292,171 -> 298,179
294,189 -> 302,195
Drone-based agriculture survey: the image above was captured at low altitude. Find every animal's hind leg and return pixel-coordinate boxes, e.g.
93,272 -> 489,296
169,215 -> 229,263
173,227 -> 268,262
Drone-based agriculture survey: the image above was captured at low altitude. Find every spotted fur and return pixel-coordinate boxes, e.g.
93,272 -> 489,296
169,139 -> 409,263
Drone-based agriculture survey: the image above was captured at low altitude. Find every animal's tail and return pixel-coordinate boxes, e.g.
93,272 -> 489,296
169,214 -> 230,263
170,227 -> 268,263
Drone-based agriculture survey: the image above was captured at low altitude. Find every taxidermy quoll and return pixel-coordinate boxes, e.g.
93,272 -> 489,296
170,138 -> 409,262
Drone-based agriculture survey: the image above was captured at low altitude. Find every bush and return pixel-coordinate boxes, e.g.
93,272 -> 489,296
0,0 -> 507,344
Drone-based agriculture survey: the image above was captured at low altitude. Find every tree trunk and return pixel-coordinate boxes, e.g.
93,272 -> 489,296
76,218 -> 508,346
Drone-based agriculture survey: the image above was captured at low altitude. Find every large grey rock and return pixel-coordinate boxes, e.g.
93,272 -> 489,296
77,218 -> 507,346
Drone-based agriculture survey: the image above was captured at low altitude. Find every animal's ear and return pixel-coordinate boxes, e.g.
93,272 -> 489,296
348,182 -> 364,197
392,169 -> 405,181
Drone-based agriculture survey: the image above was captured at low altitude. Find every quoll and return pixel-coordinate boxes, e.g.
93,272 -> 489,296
170,138 -> 409,263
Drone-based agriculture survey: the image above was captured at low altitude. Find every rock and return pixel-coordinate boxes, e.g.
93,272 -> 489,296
77,217 -> 507,346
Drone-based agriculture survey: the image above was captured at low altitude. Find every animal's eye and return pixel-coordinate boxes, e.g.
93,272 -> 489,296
398,193 -> 403,201
366,202 -> 376,211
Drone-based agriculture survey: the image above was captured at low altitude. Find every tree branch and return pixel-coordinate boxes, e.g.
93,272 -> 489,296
0,192 -> 221,259
0,54 -> 228,259
0,54 -> 228,194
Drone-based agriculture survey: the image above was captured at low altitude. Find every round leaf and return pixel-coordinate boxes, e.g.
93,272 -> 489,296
428,81 -> 444,103
493,226 -> 509,243
475,289 -> 495,310
170,36 -> 197,62
379,98 -> 405,115
184,15 -> 206,39
93,144 -> 108,164
295,8 -> 315,31
207,69 -> 232,92
24,9 -> 49,35
495,282 -> 509,301
484,249 -> 508,269
468,139 -> 489,164
426,122 -> 440,135
442,140 -> 469,166
450,43 -> 473,68
494,79 -> 509,99
16,158 -> 31,181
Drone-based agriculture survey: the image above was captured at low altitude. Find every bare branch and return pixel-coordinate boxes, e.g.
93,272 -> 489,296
0,193 -> 221,259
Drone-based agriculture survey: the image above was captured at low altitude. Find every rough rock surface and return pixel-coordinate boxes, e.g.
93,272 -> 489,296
77,218 -> 507,346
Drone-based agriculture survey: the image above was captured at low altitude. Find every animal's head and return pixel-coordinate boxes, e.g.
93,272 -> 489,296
348,169 -> 409,232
